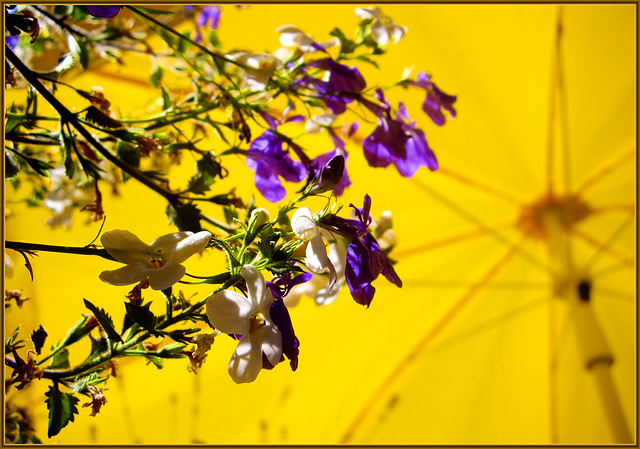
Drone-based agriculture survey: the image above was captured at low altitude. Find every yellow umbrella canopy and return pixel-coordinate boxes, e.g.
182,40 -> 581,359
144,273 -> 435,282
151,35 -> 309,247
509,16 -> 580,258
4,4 -> 635,445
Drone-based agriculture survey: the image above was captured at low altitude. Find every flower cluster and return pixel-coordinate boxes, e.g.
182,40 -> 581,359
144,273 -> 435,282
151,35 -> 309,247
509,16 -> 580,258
4,5 -> 457,437
320,195 -> 402,307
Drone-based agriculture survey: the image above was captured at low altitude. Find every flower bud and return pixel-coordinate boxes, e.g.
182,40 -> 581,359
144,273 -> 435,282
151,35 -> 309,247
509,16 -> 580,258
312,154 -> 345,194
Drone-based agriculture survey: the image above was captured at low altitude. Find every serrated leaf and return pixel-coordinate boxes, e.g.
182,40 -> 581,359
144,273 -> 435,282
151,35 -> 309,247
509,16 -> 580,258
167,202 -> 202,232
6,148 -> 53,176
45,385 -> 80,438
83,299 -> 122,343
124,302 -> 161,337
116,141 -> 140,172
85,106 -> 123,129
186,154 -> 221,195
68,373 -> 106,393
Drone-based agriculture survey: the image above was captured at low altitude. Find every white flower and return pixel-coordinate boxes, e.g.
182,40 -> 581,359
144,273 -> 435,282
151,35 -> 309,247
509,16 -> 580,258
99,229 -> 212,291
291,207 -> 337,291
44,167 -> 93,228
5,253 -> 14,278
229,52 -> 282,91
206,265 -> 283,383
355,7 -> 407,46
370,210 -> 397,250
285,239 -> 347,307
275,25 -> 340,54
305,113 -> 337,135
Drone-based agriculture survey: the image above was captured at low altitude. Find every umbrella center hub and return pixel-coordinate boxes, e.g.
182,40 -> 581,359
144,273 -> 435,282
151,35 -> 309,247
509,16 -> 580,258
517,193 -> 591,240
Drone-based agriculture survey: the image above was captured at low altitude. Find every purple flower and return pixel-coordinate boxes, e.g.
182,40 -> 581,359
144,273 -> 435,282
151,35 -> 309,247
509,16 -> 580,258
266,273 -> 310,371
410,72 -> 457,126
294,58 -> 366,115
85,5 -> 123,18
5,35 -> 19,49
311,150 -> 350,195
362,90 -> 438,177
246,130 -> 307,202
319,194 -> 401,307
196,5 -> 221,29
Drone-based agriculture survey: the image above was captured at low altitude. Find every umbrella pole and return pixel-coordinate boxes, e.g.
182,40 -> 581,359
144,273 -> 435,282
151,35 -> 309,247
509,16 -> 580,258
542,212 -> 633,443
570,294 -> 633,444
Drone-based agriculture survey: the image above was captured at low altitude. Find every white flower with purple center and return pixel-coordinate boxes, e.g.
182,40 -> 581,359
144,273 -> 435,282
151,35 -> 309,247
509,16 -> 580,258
99,229 -> 212,291
206,265 -> 283,383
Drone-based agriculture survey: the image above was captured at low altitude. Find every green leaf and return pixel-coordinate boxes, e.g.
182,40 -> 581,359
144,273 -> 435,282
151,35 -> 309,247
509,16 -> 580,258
330,27 -> 357,55
5,151 -> 20,178
78,39 -> 90,70
116,141 -> 141,172
86,334 -> 109,360
124,302 -> 161,337
45,385 -> 80,438
5,325 -> 22,348
166,202 -> 202,232
68,373 -> 107,393
187,154 -> 222,195
144,355 -> 164,369
84,106 -> 123,129
47,348 -> 70,369
150,62 -> 163,88
6,147 -> 53,177
160,85 -> 172,111
59,315 -> 97,347
83,299 -> 122,343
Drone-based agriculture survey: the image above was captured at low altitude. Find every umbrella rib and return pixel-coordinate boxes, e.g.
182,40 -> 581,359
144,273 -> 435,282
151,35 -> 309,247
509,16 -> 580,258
411,177 -> 549,274
592,286 -> 636,302
337,235 -> 524,444
428,295 -> 548,355
544,6 -> 563,197
573,211 -> 635,271
402,279 -> 549,290
437,166 -> 526,205
393,219 -> 513,259
572,147 -> 635,196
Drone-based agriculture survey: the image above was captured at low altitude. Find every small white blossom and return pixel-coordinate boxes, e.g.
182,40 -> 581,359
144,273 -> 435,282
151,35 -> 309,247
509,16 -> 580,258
99,229 -> 212,291
206,265 -> 283,383
44,167 -> 93,228
370,210 -> 397,250
285,239 -> 347,307
355,7 -> 407,46
305,113 -> 337,135
5,253 -> 14,278
229,52 -> 282,91
275,25 -> 340,54
291,207 -> 337,292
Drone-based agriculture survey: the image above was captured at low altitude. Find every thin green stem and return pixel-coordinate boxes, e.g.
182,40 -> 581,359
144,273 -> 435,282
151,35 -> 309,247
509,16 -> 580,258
5,240 -> 115,261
